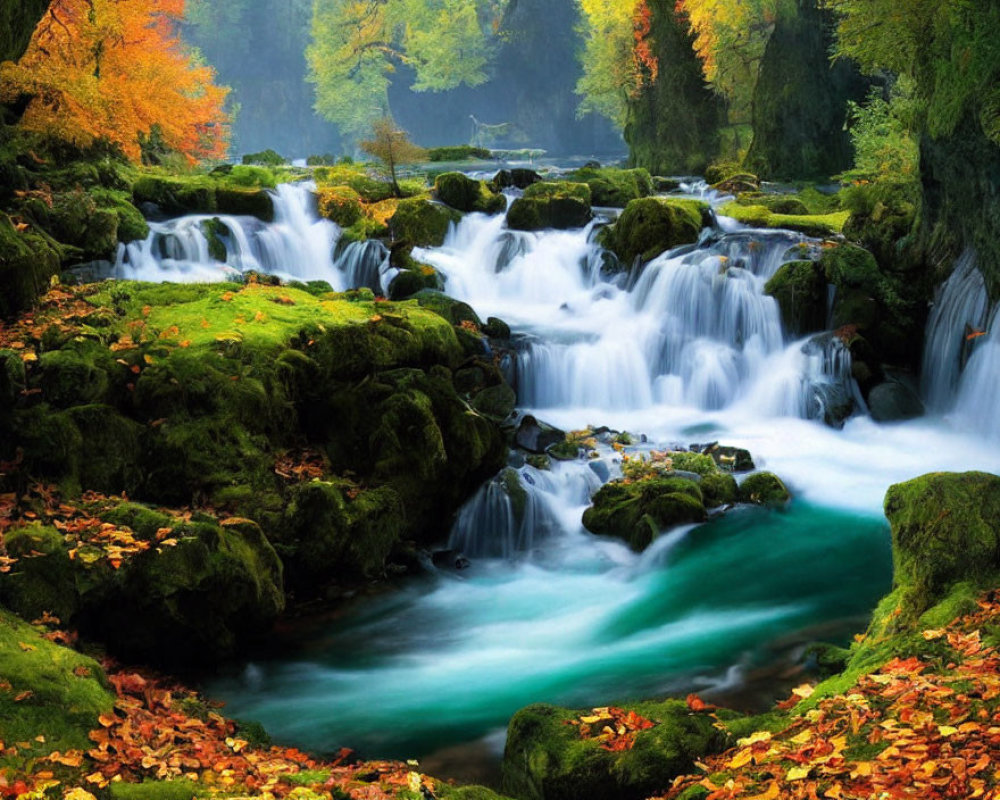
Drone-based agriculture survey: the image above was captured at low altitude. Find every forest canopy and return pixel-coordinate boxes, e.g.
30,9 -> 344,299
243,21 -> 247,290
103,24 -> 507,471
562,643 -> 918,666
0,0 -> 229,163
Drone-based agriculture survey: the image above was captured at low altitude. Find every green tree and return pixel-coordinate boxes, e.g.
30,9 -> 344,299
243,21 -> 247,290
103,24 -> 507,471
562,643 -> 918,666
360,117 -> 427,196
308,0 -> 508,144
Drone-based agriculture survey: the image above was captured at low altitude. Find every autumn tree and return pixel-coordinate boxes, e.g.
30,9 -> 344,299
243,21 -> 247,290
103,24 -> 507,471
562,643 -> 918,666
0,0 -> 229,163
360,117 -> 426,197
308,0 -> 509,144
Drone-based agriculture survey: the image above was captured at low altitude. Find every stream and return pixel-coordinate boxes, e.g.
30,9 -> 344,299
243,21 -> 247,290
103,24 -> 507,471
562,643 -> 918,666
115,178 -> 1000,776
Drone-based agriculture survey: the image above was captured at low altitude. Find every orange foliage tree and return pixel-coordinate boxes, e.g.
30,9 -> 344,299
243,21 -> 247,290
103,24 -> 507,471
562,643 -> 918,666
0,0 -> 229,163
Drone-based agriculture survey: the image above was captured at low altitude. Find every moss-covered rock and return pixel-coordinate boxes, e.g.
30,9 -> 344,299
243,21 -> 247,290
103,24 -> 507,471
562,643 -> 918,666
764,260 -> 828,335
434,172 -> 506,214
281,480 -> 405,588
388,198 -> 461,247
502,700 -> 726,800
507,182 -> 593,231
566,168 -> 654,208
0,510 -> 285,669
132,175 -> 274,221
718,202 -> 850,237
600,198 -> 708,267
317,185 -> 364,228
582,477 -> 707,551
738,472 -> 791,507
0,214 -> 63,317
472,383 -> 516,421
489,169 -> 542,192
882,472 -> 1000,625
700,472 -> 739,508
0,607 -> 113,759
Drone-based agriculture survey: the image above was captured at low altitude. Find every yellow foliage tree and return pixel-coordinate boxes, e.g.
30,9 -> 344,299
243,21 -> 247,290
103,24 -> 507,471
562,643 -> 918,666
0,0 -> 230,163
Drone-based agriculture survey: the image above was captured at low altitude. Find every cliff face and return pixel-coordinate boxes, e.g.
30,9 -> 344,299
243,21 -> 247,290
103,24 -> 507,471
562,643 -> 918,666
0,0 -> 49,64
624,0 -> 724,175
918,113 -> 1000,299
745,0 -> 870,180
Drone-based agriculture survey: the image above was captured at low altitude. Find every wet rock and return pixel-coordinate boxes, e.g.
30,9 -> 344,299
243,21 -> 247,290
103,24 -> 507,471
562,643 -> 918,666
691,443 -> 755,472
868,380 -> 925,422
515,415 -> 565,454
490,169 -> 542,192
432,550 -> 471,570
738,472 -> 791,507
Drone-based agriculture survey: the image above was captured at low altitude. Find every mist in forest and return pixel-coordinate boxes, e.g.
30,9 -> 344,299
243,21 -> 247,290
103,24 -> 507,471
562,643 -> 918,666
184,0 -> 623,160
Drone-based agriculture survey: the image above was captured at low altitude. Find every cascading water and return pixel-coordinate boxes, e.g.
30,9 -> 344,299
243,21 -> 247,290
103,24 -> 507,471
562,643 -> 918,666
115,182 -> 392,292
921,249 -> 1000,439
418,213 -> 856,421
922,249 -> 990,411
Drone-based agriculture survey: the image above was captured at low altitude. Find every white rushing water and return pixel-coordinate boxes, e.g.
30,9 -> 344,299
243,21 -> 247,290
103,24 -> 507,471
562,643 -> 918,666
921,248 -> 1000,440
115,182 -> 394,292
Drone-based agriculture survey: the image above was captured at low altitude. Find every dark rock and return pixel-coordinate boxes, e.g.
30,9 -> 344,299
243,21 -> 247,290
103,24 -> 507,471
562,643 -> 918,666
490,169 -> 542,192
515,415 -> 565,454
868,380 -> 925,422
764,260 -> 828,335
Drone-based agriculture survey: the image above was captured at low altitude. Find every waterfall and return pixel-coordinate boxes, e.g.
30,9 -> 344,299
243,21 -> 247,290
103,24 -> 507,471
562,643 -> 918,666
419,213 -> 853,421
114,182 -> 392,293
448,462 -> 605,560
921,249 -> 990,411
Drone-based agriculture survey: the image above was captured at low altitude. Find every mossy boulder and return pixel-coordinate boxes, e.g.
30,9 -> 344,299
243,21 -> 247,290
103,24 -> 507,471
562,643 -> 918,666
490,169 -> 542,192
411,289 -> 483,328
132,175 -> 274,221
882,472 -> 1000,626
0,608 -> 113,759
567,167 -> 654,208
583,477 -> 707,551
700,472 -> 739,508
388,198 -> 461,247
471,383 -> 516,421
506,182 -> 593,231
434,172 -> 506,214
317,186 -> 364,228
820,244 -> 905,334
0,511 -> 285,669
764,260 -> 828,335
281,481 -> 405,588
502,700 -> 726,800
738,472 -> 790,507
600,198 -> 708,267
0,215 -> 63,317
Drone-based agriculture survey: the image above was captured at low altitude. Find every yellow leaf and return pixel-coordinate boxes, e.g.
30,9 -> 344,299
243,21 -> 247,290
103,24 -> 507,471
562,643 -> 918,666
786,766 -> 811,781
790,729 -> 814,745
728,748 -> 754,769
745,782 -> 780,800
736,730 -> 772,747
65,787 -> 98,800
922,628 -> 946,640
790,683 -> 815,699
938,725 -> 958,737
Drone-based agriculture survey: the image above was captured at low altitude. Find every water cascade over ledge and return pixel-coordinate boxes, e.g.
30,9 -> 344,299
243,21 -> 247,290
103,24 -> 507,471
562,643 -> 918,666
115,182 -> 393,292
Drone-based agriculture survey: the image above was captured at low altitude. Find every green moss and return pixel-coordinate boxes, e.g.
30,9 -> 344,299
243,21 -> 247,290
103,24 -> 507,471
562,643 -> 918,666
507,182 -> 593,232
472,383 -> 516,421
426,146 -> 493,162
764,260 -> 828,335
132,173 -> 274,221
601,198 -> 708,267
583,477 -> 707,551
667,452 -> 717,476
566,168 -> 654,208
501,700 -> 726,800
242,149 -> 287,167
388,198 -> 461,247
700,473 -> 738,508
0,214 -> 62,317
0,607 -> 113,757
317,186 -> 364,227
110,780 -> 207,800
882,472 -> 1000,626
738,472 -> 790,507
718,202 -> 850,236
434,173 -> 506,214
314,165 -> 397,203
